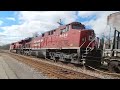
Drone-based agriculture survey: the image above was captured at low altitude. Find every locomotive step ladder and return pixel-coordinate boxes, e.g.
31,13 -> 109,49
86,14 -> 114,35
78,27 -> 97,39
82,47 -> 92,58
81,37 -> 102,67
82,36 -> 97,59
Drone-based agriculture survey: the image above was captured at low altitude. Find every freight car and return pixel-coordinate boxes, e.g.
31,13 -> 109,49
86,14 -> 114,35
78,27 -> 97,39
102,29 -> 120,73
9,22 -> 102,68
101,12 -> 120,73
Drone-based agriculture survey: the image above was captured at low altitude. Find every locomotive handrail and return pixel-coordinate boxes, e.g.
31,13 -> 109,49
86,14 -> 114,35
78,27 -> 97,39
86,37 -> 96,53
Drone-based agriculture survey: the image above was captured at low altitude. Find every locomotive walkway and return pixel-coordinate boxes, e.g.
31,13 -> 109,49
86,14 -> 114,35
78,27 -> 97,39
0,50 -> 49,79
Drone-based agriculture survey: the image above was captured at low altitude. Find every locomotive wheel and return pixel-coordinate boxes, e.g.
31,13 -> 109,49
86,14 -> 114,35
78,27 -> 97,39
108,61 -> 120,73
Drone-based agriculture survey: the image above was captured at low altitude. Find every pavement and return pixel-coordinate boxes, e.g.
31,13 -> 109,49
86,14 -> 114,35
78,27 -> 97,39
0,52 -> 49,79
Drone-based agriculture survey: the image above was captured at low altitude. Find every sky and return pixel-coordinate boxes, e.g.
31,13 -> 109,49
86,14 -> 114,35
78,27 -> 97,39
0,11 -> 119,46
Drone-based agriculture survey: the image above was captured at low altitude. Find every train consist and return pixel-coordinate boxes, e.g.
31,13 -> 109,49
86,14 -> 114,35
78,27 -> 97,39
9,14 -> 120,73
10,22 -> 102,67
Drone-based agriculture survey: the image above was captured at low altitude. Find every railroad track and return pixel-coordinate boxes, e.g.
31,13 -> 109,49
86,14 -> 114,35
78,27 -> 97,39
2,51 -> 97,79
2,50 -> 120,79
43,57 -> 120,79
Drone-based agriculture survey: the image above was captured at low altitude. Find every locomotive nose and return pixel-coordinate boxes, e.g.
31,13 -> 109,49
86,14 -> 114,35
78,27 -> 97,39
80,30 -> 95,48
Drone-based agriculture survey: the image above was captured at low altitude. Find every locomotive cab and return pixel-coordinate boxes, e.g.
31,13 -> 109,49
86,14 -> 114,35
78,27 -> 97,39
69,22 -> 96,49
71,22 -> 85,30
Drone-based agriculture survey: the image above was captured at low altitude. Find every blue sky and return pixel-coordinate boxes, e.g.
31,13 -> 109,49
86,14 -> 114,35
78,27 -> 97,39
0,11 -> 20,27
0,11 -> 93,30
0,11 -> 98,33
0,11 -> 118,46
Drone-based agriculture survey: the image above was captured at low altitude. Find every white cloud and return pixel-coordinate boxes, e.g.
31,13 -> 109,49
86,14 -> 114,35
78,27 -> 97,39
18,11 -> 77,24
78,11 -> 100,18
6,17 -> 15,21
0,20 -> 3,26
0,11 -> 77,45
78,11 -> 119,37
1,11 -> 120,46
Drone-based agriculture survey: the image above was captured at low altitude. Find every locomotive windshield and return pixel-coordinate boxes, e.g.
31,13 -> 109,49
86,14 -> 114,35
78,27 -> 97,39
72,23 -> 85,29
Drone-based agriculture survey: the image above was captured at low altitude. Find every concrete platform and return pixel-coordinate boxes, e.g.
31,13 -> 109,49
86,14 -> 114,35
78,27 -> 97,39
0,57 -> 17,79
0,52 -> 49,79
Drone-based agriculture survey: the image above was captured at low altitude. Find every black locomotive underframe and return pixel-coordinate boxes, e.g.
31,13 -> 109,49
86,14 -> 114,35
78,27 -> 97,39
12,48 -> 102,67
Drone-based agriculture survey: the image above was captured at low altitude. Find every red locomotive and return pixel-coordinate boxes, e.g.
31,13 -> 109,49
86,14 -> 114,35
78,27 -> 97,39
10,22 -> 102,67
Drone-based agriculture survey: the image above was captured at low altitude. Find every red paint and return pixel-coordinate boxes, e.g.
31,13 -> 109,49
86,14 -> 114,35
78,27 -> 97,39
10,22 -> 96,50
